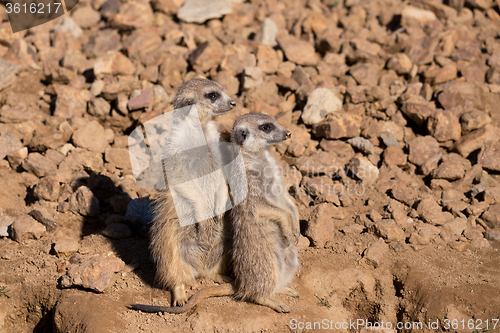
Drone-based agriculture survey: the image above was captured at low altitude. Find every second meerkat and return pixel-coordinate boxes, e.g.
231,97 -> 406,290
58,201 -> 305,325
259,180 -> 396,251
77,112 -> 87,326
151,79 -> 236,306
130,113 -> 300,313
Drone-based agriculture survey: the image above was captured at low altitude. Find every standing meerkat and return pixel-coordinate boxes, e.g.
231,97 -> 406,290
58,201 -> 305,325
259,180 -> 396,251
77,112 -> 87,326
130,113 -> 300,314
150,78 -> 236,306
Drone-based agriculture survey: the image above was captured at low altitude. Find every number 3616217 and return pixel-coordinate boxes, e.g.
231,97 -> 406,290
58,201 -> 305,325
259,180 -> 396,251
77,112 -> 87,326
5,2 -> 62,14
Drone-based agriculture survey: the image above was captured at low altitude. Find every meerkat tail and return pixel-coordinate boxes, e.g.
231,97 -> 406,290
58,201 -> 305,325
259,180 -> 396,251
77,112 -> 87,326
127,284 -> 234,314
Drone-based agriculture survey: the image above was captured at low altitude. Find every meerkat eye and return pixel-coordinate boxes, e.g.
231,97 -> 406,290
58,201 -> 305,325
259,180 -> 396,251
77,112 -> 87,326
205,91 -> 220,102
259,123 -> 274,133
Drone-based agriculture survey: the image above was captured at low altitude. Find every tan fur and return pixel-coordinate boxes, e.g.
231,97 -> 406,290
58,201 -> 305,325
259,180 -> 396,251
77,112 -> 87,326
229,112 -> 300,313
150,79 -> 235,306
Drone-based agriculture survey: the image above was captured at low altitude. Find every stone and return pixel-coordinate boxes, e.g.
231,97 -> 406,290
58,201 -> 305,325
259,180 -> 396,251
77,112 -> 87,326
425,63 -> 457,84
295,151 -> 344,177
33,176 -> 61,202
72,121 -> 108,153
54,85 -> 93,119
22,153 -> 57,178
417,196 -> 454,226
0,105 -> 46,123
442,218 -> 468,238
59,150 -> 104,173
482,203 -> 500,228
112,1 -> 154,29
454,124 -> 500,157
305,203 -> 336,248
431,155 -> 466,180
383,146 -> 407,166
54,236 -> 80,257
409,223 -> 440,245
101,223 -> 132,239
401,102 -> 434,126
408,136 -> 440,167
53,17 -> 83,39
11,215 -> 46,242
347,155 -> 379,184
0,57 -> 19,91
70,186 -> 100,217
463,225 -> 485,240
88,97 -> 111,117
301,88 -> 343,125
437,82 -> 484,110
84,29 -> 122,58
349,63 -> 381,87
6,147 -> 28,168
104,147 -> 131,169
460,111 -> 491,132
60,255 -> 125,292
29,208 -> 58,232
189,40 -> 225,73
427,111 -> 461,142
485,229 -> 500,241
178,0 -> 233,23
256,45 -> 278,75
256,18 -> 278,47
386,53 -> 413,75
312,114 -> 362,140
243,66 -> 263,90
277,34 -> 319,66
125,197 -> 154,225
0,216 -> 14,237
127,87 -> 153,111
0,134 -> 23,160
401,5 -> 438,29
347,137 -> 374,155
406,36 -> 439,65
72,5 -> 101,28
94,52 -> 135,77
371,220 -> 406,242
478,140 -> 500,172
362,238 -> 389,268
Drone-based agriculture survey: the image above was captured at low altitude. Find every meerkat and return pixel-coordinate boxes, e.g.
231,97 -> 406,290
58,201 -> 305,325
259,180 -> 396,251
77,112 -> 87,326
150,78 -> 236,306
129,113 -> 300,314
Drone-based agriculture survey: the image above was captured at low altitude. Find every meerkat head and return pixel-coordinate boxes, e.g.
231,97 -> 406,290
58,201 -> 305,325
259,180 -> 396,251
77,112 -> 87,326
231,113 -> 291,152
173,79 -> 236,120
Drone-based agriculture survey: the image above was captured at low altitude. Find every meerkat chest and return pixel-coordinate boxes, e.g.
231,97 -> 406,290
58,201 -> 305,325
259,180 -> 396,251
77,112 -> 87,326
202,121 -> 221,144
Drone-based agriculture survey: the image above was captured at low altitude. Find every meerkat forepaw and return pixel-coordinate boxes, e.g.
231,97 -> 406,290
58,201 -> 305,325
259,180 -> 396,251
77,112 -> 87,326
255,298 -> 292,313
212,274 -> 232,284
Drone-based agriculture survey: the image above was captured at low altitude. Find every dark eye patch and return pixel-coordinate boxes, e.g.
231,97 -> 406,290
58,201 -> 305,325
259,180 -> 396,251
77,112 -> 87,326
259,123 -> 274,133
205,91 -> 220,102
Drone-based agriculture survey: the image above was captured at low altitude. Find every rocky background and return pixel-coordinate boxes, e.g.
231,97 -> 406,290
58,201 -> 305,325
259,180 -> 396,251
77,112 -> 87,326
1,0 -> 500,331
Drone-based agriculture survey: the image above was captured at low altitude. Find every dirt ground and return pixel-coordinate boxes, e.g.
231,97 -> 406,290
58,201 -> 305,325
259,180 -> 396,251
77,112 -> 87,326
1,0 -> 500,331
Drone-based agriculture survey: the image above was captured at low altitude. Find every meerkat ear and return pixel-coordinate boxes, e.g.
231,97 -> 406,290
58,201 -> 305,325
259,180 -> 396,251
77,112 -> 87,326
235,127 -> 249,145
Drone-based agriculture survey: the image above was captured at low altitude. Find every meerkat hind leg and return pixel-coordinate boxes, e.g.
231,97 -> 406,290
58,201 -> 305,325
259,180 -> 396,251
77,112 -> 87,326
253,297 -> 292,313
280,287 -> 300,298
172,284 -> 188,306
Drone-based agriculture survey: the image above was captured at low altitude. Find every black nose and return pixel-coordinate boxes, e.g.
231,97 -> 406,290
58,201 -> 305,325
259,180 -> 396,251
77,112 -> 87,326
285,131 -> 291,139
229,101 -> 236,108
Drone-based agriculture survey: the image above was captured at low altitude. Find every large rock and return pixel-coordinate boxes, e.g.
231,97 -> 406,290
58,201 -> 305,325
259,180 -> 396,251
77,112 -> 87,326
112,1 -> 154,29
408,136 -> 440,167
347,155 -> 379,184
60,255 -> 125,292
482,203 -> 500,229
304,203 -> 337,247
11,215 -> 46,242
401,5 -> 438,29
22,153 -> 57,178
312,114 -> 362,140
54,85 -> 93,119
178,0 -> 233,23
454,124 -> 500,157
427,111 -> 461,142
0,134 -> 23,160
72,121 -> 108,153
70,186 -> 100,217
277,34 -> 319,66
301,88 -> 343,125
478,140 -> 500,172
